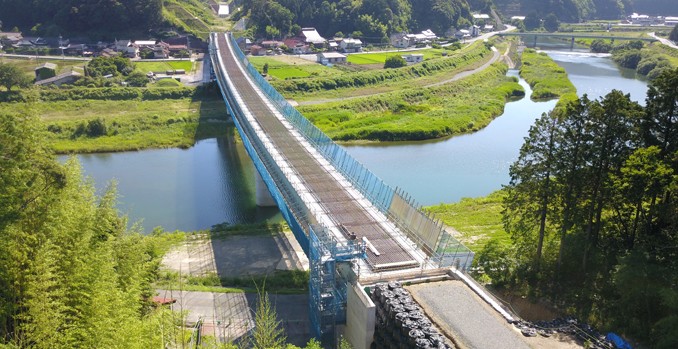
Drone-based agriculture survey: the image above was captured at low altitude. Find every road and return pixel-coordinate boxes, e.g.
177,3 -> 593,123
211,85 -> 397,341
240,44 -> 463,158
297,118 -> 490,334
648,32 -> 678,49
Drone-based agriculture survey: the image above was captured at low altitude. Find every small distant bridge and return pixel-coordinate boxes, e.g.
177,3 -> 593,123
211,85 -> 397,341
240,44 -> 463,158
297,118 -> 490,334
498,31 -> 658,49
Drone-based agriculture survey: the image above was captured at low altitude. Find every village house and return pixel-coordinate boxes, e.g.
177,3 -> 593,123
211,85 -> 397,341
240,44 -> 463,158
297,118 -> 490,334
317,52 -> 346,65
153,41 -> 170,59
35,71 -> 82,87
283,37 -> 310,54
339,38 -> 362,53
301,27 -> 326,46
0,32 -> 23,46
390,29 -> 437,48
249,44 -> 266,56
401,54 -> 424,64
35,63 -> 57,81
115,39 -> 138,58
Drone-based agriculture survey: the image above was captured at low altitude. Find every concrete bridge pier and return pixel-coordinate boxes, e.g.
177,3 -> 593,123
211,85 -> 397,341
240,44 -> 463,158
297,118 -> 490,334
255,170 -> 277,207
570,36 -> 575,50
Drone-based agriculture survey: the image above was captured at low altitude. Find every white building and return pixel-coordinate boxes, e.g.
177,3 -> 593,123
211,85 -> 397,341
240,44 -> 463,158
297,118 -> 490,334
317,52 -> 346,65
301,27 -> 326,46
401,54 -> 423,64
339,38 -> 363,53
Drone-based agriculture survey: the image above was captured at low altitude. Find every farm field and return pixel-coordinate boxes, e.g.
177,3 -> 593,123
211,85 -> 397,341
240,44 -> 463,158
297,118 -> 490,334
135,60 -> 194,73
0,56 -> 86,77
346,47 -> 459,65
248,55 -> 344,80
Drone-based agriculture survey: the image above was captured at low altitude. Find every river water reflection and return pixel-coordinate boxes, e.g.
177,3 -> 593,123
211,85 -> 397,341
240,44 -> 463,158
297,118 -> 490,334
346,52 -> 649,205
65,51 -> 649,232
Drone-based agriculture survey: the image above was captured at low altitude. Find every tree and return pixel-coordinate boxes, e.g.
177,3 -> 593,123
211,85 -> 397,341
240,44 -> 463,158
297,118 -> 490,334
590,39 -> 613,53
384,55 -> 407,68
543,13 -> 559,32
125,71 -> 149,87
0,63 -> 31,91
670,23 -> 678,43
263,63 -> 269,75
251,287 -> 286,349
524,11 -> 541,31
265,25 -> 280,40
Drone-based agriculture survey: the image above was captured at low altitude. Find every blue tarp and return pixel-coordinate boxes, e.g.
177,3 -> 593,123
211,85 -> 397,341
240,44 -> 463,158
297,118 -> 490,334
606,332 -> 633,349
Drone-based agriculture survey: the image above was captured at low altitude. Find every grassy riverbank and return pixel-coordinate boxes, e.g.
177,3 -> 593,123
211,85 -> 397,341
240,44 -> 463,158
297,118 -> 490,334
299,62 -> 524,141
426,190 -> 507,252
519,49 -> 576,100
0,90 -> 229,153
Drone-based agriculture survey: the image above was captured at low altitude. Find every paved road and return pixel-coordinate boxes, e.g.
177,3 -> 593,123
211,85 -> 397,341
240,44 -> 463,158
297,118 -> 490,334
648,32 -> 678,49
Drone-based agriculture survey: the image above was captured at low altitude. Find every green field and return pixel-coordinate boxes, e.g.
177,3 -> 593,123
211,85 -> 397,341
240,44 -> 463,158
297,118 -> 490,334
300,62 -> 524,141
426,190 -> 508,252
346,48 -> 457,65
0,56 -> 87,78
135,60 -> 194,73
0,95 -> 229,153
248,56 -> 344,80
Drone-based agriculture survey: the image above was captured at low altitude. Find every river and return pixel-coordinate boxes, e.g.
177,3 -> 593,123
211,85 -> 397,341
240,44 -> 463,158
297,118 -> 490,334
62,51 -> 649,232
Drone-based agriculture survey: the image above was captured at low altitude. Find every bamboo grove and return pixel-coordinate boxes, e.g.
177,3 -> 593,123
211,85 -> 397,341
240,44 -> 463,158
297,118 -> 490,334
498,68 -> 677,347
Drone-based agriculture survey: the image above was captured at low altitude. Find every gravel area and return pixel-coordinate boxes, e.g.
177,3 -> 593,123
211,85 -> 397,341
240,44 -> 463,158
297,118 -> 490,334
407,281 -> 531,349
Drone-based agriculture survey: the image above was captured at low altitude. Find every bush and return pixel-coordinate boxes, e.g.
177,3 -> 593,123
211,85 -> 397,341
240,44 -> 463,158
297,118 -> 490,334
613,50 -> 642,69
590,39 -> 613,53
85,118 -> 107,137
384,55 -> 407,69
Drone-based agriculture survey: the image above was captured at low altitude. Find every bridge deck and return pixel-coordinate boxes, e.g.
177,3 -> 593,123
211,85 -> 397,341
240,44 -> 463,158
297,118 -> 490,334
215,34 -> 418,270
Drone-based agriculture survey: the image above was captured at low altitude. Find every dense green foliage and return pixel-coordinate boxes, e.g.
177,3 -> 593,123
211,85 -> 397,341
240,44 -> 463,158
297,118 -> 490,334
86,56 -> 135,78
500,68 -> 678,347
590,39 -> 613,53
0,63 -> 31,91
0,0 -> 162,37
0,111 -> 185,348
384,55 -> 407,69
670,24 -> 678,43
237,0 -> 475,42
611,41 -> 677,79
299,62 -> 523,141
519,49 -> 576,100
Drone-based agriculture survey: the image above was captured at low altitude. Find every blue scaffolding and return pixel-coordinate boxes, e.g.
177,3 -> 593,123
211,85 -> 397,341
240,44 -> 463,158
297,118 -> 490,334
308,224 -> 366,344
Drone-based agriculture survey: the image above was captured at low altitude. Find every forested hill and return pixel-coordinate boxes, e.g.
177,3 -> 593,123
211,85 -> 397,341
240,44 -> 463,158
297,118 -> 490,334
0,0 -> 163,35
494,0 -> 677,22
238,0 -> 478,42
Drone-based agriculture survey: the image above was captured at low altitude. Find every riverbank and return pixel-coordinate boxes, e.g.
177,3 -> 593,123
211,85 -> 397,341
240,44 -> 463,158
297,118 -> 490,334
0,93 -> 230,154
300,62 -> 524,141
519,49 -> 577,101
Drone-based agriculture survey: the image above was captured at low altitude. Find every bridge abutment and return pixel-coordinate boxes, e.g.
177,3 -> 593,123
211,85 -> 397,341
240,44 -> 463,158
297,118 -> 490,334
255,170 -> 277,207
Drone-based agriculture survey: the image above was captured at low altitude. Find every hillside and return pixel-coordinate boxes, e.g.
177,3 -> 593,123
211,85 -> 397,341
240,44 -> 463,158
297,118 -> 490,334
494,0 -> 677,22
236,0 -> 479,42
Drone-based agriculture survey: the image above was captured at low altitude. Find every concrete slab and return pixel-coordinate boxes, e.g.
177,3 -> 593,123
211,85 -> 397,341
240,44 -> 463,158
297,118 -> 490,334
407,281 -> 531,349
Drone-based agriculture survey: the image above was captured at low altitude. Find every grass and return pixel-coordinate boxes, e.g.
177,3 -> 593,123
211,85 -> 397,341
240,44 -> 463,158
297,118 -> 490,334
0,56 -> 87,78
519,49 -> 576,100
346,47 -> 457,65
135,60 -> 194,73
248,56 -> 345,80
275,41 -> 492,101
299,62 -> 524,141
0,95 -> 230,153
426,190 -> 509,252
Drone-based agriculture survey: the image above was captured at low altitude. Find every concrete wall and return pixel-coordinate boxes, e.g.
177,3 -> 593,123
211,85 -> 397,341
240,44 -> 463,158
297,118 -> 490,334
345,282 -> 376,349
